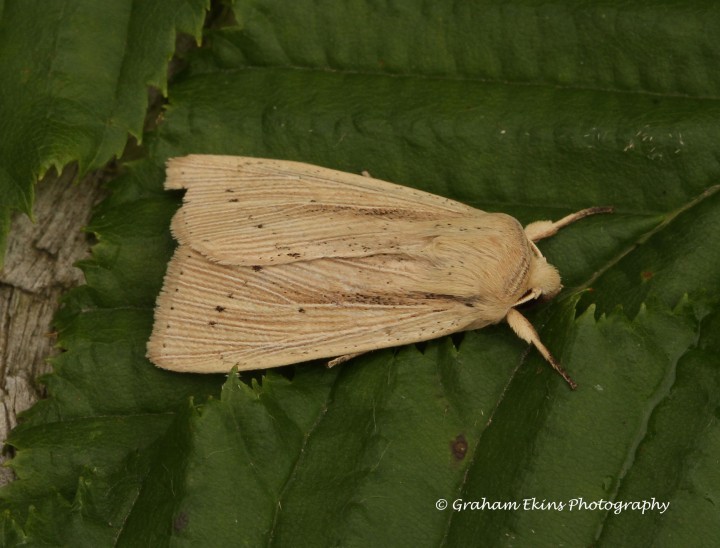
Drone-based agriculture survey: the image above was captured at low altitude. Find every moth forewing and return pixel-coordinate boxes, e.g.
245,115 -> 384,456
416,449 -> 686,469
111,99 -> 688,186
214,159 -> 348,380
147,234 -> 513,373
148,155 -> 611,389
165,154 -> 477,267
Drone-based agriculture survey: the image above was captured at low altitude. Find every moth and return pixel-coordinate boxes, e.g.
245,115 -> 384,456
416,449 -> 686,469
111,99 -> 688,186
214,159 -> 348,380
147,155 -> 611,389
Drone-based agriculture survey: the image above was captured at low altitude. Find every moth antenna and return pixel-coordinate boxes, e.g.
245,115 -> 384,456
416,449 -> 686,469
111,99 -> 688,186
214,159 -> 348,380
505,308 -> 577,390
524,206 -> 614,242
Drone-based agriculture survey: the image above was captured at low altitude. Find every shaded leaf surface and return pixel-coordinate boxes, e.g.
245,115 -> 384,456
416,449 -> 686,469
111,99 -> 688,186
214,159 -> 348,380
0,0 -> 208,263
1,1 -> 720,546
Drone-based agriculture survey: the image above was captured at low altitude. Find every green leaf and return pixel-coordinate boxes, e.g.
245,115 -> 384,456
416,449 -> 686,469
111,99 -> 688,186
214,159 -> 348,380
0,0 -> 209,265
2,1 -> 720,545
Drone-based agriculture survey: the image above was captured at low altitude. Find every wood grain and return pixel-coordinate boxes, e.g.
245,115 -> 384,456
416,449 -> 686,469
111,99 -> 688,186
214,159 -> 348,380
0,166 -> 106,486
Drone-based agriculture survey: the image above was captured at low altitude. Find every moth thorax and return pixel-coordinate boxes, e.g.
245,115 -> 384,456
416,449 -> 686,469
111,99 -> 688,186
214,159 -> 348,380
527,257 -> 562,299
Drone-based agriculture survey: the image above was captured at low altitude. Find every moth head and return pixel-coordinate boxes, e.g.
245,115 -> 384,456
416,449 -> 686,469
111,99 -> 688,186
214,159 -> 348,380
504,244 -> 562,311
527,255 -> 562,301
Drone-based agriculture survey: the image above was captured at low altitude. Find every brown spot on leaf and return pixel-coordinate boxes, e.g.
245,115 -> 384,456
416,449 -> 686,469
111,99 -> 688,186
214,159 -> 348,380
173,511 -> 189,532
641,271 -> 654,281
451,434 -> 468,461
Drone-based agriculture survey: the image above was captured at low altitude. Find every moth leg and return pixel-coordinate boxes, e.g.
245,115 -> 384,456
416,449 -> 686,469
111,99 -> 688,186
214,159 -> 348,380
327,352 -> 366,368
524,206 -> 613,242
361,170 -> 372,178
505,308 -> 577,390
